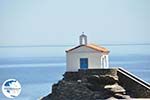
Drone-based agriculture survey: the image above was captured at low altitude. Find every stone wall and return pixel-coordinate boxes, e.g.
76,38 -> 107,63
63,69 -> 118,81
117,69 -> 150,98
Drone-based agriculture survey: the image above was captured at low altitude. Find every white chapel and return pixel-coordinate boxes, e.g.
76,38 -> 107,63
66,33 -> 110,72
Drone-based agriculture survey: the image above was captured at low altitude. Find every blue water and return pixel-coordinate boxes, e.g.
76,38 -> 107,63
0,45 -> 150,100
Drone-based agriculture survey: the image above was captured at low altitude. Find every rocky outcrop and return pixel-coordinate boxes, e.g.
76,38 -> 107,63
42,69 -> 131,100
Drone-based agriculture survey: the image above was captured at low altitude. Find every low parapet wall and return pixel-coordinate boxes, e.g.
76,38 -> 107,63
78,69 -> 117,76
117,67 -> 150,98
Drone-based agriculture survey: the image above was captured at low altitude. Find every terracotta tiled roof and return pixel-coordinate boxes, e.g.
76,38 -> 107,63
66,44 -> 109,53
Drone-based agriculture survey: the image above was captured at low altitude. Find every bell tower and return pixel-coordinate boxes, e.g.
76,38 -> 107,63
79,32 -> 87,45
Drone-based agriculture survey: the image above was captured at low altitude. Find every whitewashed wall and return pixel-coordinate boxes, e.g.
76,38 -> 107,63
66,46 -> 106,72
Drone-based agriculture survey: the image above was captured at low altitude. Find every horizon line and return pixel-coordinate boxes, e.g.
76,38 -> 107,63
0,43 -> 150,48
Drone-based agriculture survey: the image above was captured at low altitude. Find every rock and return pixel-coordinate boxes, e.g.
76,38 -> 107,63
87,75 -> 101,88
42,81 -> 95,100
98,75 -> 118,85
114,93 -> 130,99
87,75 -> 118,86
106,97 -> 118,100
104,83 -> 126,93
77,80 -> 82,83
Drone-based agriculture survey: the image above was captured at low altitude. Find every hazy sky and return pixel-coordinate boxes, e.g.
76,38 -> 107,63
0,0 -> 150,46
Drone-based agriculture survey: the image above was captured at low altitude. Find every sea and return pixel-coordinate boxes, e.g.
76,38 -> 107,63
0,45 -> 150,100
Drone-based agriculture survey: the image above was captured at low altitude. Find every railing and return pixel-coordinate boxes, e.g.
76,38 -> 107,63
118,67 -> 150,89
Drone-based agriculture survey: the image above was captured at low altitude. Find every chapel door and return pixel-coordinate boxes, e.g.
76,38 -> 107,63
80,58 -> 88,69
